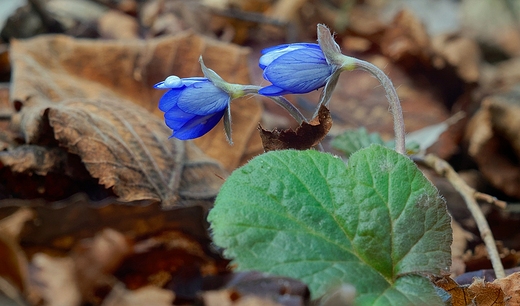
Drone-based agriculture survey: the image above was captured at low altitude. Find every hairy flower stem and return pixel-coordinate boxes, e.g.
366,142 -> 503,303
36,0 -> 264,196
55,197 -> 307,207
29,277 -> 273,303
352,59 -> 406,155
243,86 -> 309,125
268,96 -> 309,125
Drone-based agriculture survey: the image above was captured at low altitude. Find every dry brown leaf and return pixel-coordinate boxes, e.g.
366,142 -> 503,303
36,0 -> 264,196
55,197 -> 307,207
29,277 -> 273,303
72,229 -> 132,300
31,253 -> 82,306
98,10 -> 139,40
466,89 -> 520,198
431,275 -> 471,306
461,0 -> 520,56
0,145 -> 83,177
432,275 -> 507,306
9,33 -> 262,172
116,229 -> 218,291
380,9 -> 432,68
431,33 -> 481,83
30,229 -> 133,306
0,196 -> 224,304
0,208 -> 33,295
494,272 -> 520,305
451,219 -> 473,276
463,243 -> 520,273
101,283 -> 174,306
258,105 -> 332,152
469,278 -> 506,306
0,194 -> 212,254
50,98 -> 186,205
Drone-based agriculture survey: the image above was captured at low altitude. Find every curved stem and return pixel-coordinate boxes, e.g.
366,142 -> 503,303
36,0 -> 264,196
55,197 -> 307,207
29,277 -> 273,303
352,59 -> 406,155
267,96 -> 309,124
242,86 -> 309,124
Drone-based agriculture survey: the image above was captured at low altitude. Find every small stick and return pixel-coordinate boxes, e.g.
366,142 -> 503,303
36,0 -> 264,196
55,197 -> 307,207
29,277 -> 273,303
415,154 -> 506,279
474,192 -> 507,209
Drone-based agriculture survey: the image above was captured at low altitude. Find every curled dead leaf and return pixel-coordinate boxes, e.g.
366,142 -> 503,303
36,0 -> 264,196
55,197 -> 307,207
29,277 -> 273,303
9,33 -> 262,172
466,89 -> 520,198
6,96 -> 228,207
380,9 -> 432,68
101,283 -> 174,306
432,275 -> 506,306
431,34 -> 481,83
73,229 -> 133,299
259,105 -> 332,152
7,32 -> 267,206
494,272 -> 520,306
0,208 -> 33,295
31,254 -> 82,306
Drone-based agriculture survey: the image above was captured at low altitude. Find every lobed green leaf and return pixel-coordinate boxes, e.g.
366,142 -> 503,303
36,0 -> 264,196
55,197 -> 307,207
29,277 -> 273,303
208,145 -> 451,304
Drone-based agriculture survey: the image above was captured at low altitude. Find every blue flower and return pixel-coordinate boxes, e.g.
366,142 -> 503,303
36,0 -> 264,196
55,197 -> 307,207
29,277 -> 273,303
258,43 -> 335,96
155,76 -> 230,140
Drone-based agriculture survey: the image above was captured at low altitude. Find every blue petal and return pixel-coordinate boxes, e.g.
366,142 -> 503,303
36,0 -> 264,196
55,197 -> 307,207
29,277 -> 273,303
171,109 -> 226,140
177,81 -> 230,116
158,89 -> 182,112
259,43 -> 322,69
263,47 -> 333,94
260,43 -> 320,55
164,104 -> 197,131
258,85 -> 290,96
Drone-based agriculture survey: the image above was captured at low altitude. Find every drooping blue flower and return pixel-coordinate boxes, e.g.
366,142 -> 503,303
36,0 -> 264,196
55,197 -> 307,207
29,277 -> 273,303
258,43 -> 335,96
154,75 -> 230,140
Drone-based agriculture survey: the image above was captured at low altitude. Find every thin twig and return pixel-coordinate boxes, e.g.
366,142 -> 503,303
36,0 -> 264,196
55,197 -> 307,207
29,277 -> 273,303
415,154 -> 506,279
474,192 -> 507,209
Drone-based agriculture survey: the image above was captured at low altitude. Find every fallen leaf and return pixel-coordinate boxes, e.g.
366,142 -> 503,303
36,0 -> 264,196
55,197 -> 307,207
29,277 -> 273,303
97,10 -> 139,40
431,275 -> 471,306
31,253 -> 82,306
469,278 -> 506,306
258,105 -> 332,152
115,230 -> 218,292
0,194 -> 213,254
466,88 -> 520,198
463,242 -> 520,273
432,275 -> 507,306
0,208 -> 33,294
494,272 -> 520,306
100,283 -> 174,306
431,33 -> 481,83
461,0 -> 520,56
49,98 -> 187,205
451,219 -> 473,276
72,229 -> 132,300
379,9 -> 432,69
0,145 -> 85,177
9,33 -> 262,172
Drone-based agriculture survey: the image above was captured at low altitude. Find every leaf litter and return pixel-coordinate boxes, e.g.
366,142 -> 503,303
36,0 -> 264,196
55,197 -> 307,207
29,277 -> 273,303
1,0 -> 520,304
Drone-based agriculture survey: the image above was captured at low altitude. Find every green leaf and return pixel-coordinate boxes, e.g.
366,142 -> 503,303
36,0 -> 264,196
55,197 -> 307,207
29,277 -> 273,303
332,127 -> 421,156
208,145 -> 452,304
331,127 -> 386,157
